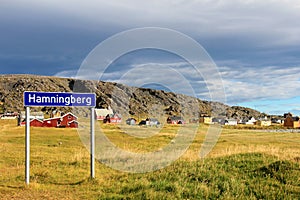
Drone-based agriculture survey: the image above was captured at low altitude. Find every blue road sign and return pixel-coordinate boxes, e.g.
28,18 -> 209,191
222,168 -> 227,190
24,91 -> 96,107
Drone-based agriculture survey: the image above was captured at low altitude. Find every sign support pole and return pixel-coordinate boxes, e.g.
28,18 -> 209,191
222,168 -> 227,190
90,107 -> 95,178
23,92 -> 96,183
25,106 -> 30,185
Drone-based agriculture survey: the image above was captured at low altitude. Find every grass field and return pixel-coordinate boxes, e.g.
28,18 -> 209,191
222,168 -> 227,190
0,119 -> 299,199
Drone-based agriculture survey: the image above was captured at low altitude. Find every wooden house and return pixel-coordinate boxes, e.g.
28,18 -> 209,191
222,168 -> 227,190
43,117 -> 61,127
284,113 -> 299,128
29,119 -> 44,127
60,113 -> 78,127
20,118 -> 44,127
42,112 -> 78,128
19,111 -> 78,128
68,120 -> 79,128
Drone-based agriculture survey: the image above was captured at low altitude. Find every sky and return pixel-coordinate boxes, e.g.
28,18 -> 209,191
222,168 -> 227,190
1,0 -> 300,116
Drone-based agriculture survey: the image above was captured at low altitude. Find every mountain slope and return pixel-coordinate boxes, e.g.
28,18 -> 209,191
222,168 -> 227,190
0,74 -> 264,119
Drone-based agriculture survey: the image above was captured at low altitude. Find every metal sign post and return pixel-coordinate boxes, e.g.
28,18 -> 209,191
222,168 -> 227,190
25,106 -> 30,185
90,107 -> 95,178
23,91 -> 96,185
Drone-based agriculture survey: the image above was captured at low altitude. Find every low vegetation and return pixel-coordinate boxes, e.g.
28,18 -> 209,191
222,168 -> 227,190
0,120 -> 299,199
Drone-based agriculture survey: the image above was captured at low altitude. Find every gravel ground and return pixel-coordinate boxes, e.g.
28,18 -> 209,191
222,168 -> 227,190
258,129 -> 300,133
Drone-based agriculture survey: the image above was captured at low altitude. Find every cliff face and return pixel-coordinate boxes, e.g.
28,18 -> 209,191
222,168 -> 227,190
0,74 -> 263,119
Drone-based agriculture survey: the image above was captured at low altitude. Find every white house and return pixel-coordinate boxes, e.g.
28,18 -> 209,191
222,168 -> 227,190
225,119 -> 238,126
246,117 -> 256,125
95,106 -> 114,120
20,111 -> 44,121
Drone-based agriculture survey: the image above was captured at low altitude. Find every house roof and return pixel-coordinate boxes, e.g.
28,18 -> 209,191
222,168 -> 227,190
30,118 -> 43,123
43,112 -> 78,121
61,112 -> 78,119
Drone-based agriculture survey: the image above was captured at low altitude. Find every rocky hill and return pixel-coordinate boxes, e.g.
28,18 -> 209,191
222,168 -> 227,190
0,74 -> 264,120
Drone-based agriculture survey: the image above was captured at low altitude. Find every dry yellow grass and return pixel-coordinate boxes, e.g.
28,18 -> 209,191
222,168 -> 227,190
0,119 -> 299,199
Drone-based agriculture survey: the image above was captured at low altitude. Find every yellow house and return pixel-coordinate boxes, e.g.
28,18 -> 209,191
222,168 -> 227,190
256,120 -> 272,126
294,121 -> 300,128
200,116 -> 212,124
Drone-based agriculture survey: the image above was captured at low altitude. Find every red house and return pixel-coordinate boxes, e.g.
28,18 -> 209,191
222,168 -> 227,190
42,113 -> 78,128
30,119 -> 44,127
20,118 -> 44,127
68,120 -> 79,128
43,117 -> 61,127
104,113 -> 122,124
60,113 -> 78,127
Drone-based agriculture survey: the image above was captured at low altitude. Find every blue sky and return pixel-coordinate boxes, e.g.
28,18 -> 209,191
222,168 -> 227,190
1,0 -> 300,116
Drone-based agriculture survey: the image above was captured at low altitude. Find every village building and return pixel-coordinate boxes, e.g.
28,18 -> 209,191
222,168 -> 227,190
103,113 -> 122,124
95,107 -> 113,120
20,112 -> 78,128
199,116 -> 213,124
43,117 -> 61,127
284,113 -> 299,128
138,118 -> 160,126
19,111 -> 44,126
126,118 -> 136,125
256,119 -> 272,126
294,120 -> 300,128
225,119 -> 238,126
0,112 -> 19,119
146,118 -> 160,126
245,117 -> 257,125
212,118 -> 227,125
29,118 -> 44,127
43,112 -> 78,128
167,116 -> 185,124
271,117 -> 284,124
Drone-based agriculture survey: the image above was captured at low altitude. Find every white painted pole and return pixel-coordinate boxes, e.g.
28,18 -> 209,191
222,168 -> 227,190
25,106 -> 30,185
90,107 -> 95,178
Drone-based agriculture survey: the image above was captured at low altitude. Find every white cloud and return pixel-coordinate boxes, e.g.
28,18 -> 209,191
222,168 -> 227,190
54,69 -> 102,80
54,70 -> 77,79
55,62 -> 300,107
221,65 -> 300,103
